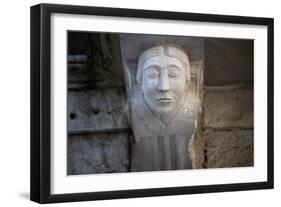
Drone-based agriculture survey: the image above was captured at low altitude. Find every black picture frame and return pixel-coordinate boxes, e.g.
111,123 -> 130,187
30,3 -> 274,204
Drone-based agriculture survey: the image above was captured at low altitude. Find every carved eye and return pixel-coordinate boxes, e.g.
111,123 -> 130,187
168,67 -> 181,77
146,67 -> 160,77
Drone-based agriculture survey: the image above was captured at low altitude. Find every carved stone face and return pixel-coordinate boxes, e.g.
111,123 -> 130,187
138,45 -> 190,116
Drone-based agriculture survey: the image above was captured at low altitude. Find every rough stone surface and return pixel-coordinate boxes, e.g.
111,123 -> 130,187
204,87 -> 253,129
68,88 -> 127,134
67,133 -> 129,175
205,129 -> 253,168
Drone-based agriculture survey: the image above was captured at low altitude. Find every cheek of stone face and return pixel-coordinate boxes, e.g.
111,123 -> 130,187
169,78 -> 186,101
142,78 -> 158,104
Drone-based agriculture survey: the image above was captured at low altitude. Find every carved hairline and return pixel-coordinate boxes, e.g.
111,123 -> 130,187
136,44 -> 191,84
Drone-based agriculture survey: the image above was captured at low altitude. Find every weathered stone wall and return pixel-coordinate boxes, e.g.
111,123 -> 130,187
67,32 -> 130,175
68,133 -> 129,174
202,38 -> 254,168
203,86 -> 253,168
67,33 -> 254,174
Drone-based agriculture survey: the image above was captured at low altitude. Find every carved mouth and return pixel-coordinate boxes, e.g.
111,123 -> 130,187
156,98 -> 173,103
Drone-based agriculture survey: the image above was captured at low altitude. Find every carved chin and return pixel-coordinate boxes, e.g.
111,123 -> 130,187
151,104 -> 176,115
143,97 -> 175,115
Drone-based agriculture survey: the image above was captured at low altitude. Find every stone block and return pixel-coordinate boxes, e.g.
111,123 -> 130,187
68,88 -> 128,134
67,133 -> 129,175
205,129 -> 253,168
68,33 -> 125,89
204,87 -> 253,129
204,38 -> 253,86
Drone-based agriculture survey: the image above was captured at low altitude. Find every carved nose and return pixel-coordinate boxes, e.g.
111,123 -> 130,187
158,72 -> 170,91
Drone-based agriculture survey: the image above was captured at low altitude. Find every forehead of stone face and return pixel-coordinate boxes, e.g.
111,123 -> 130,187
139,45 -> 189,67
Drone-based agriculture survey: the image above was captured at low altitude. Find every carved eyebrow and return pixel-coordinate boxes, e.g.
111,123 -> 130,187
144,64 -> 161,70
168,64 -> 183,71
